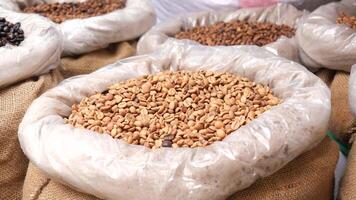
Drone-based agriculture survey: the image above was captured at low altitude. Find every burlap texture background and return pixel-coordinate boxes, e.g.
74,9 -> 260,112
339,139 -> 356,200
0,69 -> 62,200
59,42 -> 136,78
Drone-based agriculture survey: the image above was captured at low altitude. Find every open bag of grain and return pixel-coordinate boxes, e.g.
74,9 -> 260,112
0,7 -> 62,89
137,3 -> 307,63
296,1 -> 356,72
1,0 -> 155,55
19,41 -> 330,200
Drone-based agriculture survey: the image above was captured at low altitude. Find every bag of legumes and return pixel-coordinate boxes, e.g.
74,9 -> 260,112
19,40 -> 330,200
137,3 -> 307,64
3,0 -> 156,56
0,7 -> 62,89
296,1 -> 356,72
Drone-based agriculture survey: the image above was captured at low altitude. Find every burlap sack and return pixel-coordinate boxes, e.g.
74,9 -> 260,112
0,69 -> 62,200
296,1 -> 356,72
137,3 -> 307,63
20,47 -> 338,200
329,72 -> 356,141
339,139 -> 356,200
23,163 -> 99,200
19,41 -> 330,200
22,138 -> 338,200
59,42 -> 136,78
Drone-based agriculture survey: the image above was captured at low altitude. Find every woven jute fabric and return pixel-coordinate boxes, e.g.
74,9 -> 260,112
22,163 -> 99,200
329,72 -> 356,141
59,42 -> 136,78
229,138 -> 338,200
340,139 -> 356,200
0,69 -> 62,200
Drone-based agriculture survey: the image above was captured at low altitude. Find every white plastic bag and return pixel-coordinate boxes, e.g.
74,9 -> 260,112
0,8 -> 62,89
296,1 -> 356,72
150,0 -> 309,23
137,4 -> 307,63
349,65 -> 356,117
19,41 -> 330,200
1,0 -> 156,55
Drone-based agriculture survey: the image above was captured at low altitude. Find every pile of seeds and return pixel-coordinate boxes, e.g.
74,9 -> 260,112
337,12 -> 356,29
23,0 -> 125,23
66,71 -> 281,149
174,21 -> 295,46
0,17 -> 25,47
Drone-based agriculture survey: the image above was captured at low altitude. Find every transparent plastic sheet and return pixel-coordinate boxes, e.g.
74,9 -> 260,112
296,1 -> 356,72
137,3 -> 307,64
349,65 -> 356,117
19,41 -> 330,200
150,0 -> 308,23
1,0 -> 156,55
0,8 -> 62,89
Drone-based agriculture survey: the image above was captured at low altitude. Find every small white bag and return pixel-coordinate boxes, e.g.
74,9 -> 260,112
19,41 -> 330,200
349,64 -> 356,117
0,7 -> 62,89
137,4 -> 307,64
150,0 -> 313,24
2,0 -> 156,55
296,1 -> 356,72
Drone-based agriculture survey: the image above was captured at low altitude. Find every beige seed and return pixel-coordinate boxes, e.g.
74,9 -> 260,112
142,82 -> 152,93
216,129 -> 226,139
214,121 -> 224,129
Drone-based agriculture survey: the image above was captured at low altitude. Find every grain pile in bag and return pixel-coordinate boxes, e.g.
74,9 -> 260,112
3,0 -> 155,55
19,41 -> 330,200
137,3 -> 307,63
0,7 -> 62,89
296,1 -> 356,72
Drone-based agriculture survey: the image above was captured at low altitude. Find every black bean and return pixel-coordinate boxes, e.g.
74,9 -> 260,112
162,140 -> 173,148
0,18 -> 25,47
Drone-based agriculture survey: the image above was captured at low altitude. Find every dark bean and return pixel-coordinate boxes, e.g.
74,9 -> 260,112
162,140 -> 173,148
163,134 -> 175,141
0,18 -> 25,47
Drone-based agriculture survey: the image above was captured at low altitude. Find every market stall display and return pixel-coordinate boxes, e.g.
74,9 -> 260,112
19,41 -> 330,200
1,0 -> 155,55
296,1 -> 356,72
137,4 -> 306,63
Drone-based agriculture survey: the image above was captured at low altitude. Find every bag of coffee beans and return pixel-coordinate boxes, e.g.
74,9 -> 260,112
3,0 -> 155,55
137,4 -> 307,63
296,1 -> 356,72
19,41 -> 330,200
0,8 -> 62,89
